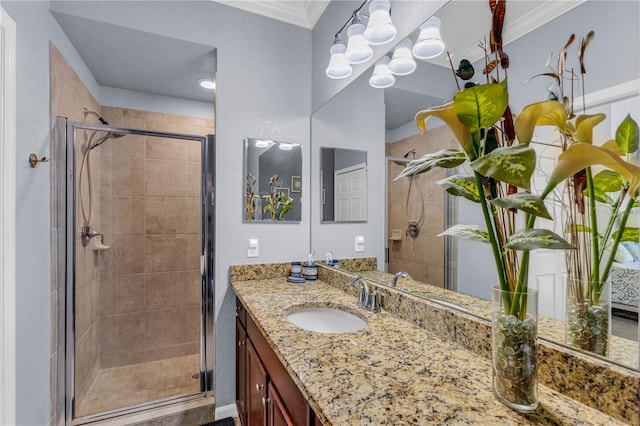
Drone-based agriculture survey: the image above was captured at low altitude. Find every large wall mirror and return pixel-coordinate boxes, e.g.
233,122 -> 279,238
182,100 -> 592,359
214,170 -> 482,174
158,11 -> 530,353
321,147 -> 368,222
243,137 -> 302,222
311,0 -> 639,372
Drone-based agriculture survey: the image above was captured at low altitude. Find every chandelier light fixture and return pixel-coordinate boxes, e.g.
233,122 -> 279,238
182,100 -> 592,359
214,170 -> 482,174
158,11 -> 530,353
412,16 -> 445,60
324,1 -> 445,87
369,55 -> 395,89
344,13 -> 373,64
388,39 -> 417,76
325,35 -> 353,79
363,0 -> 396,45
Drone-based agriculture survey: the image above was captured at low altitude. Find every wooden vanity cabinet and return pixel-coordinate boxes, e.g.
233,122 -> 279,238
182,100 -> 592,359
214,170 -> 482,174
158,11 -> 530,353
235,297 -> 319,426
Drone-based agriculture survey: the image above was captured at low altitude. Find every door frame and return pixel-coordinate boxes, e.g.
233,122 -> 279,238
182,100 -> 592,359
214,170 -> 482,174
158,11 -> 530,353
0,7 -> 17,426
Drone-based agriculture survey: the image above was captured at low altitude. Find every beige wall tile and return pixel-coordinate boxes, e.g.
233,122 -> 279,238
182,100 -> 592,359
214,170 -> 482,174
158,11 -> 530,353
146,137 -> 187,161
145,271 -> 191,310
187,161 -> 202,198
100,312 -> 146,353
186,234 -> 201,271
186,140 -> 202,162
109,134 -> 145,159
145,159 -> 188,197
145,307 -> 197,349
186,271 -> 201,307
144,235 -> 187,272
113,274 -> 146,314
110,157 -> 145,196
75,278 -> 95,340
145,197 -> 190,234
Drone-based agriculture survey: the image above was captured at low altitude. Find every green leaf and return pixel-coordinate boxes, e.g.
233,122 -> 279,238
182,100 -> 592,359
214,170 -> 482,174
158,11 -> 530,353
453,82 -> 508,129
615,114 -> 639,154
505,229 -> 575,250
394,149 -> 466,180
489,193 -> 552,219
437,224 -> 490,244
566,224 -> 592,233
436,175 -> 480,203
470,145 -> 536,190
592,170 -> 624,193
613,227 -> 639,242
585,188 -> 613,205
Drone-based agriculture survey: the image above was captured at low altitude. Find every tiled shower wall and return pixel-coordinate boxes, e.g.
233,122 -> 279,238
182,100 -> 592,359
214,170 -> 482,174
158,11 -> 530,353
386,126 -> 456,287
50,43 -> 103,419
97,107 -> 213,368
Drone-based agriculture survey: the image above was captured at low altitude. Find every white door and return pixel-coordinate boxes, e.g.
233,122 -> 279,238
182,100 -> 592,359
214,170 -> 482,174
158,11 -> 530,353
529,131 -> 566,321
335,163 -> 367,221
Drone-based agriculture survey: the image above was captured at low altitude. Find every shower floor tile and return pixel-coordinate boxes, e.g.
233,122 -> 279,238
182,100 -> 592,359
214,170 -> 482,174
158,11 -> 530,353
75,354 -> 201,418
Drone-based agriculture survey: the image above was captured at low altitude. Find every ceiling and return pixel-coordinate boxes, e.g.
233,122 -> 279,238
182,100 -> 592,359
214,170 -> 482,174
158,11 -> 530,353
53,11 -> 217,103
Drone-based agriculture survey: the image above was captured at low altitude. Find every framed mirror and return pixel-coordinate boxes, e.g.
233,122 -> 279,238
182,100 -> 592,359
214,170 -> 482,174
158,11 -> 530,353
320,147 -> 368,222
243,137 -> 302,222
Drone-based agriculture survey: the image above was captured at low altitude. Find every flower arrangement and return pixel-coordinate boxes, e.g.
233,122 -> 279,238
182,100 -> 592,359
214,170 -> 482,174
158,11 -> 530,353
395,0 -> 639,408
262,174 -> 294,221
245,172 -> 259,221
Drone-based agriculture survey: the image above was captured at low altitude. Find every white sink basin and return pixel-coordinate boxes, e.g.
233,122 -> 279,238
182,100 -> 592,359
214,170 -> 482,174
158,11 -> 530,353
287,307 -> 367,333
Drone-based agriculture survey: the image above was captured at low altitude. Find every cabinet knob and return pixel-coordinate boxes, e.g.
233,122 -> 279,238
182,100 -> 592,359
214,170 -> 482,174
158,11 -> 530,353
256,383 -> 263,391
262,397 -> 270,406
238,340 -> 246,346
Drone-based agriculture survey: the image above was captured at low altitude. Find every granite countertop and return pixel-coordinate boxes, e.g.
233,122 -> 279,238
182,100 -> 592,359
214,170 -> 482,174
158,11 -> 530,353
232,277 -> 624,425
358,270 -> 639,370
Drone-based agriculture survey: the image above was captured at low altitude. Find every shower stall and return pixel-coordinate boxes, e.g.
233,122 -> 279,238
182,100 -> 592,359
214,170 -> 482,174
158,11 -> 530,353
54,116 -> 215,424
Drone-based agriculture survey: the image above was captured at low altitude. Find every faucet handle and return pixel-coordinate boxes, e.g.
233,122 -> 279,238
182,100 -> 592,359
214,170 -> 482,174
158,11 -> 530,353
370,289 -> 386,314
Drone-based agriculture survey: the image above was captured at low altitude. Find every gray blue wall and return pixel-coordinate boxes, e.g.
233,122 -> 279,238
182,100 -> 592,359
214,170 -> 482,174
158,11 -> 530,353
3,0 -> 310,423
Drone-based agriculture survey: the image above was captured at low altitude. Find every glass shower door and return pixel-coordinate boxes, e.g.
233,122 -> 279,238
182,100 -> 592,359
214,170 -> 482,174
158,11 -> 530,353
65,120 -> 214,421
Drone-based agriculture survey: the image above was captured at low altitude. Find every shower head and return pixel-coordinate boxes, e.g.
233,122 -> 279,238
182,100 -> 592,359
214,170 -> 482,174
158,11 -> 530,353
83,107 -> 110,125
88,131 -> 125,150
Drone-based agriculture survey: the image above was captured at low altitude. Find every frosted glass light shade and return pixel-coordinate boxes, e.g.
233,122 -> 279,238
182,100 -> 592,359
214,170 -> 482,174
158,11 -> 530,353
326,35 -> 352,79
412,16 -> 445,60
369,56 -> 395,89
363,0 -> 396,46
389,39 -> 416,76
344,14 -> 373,64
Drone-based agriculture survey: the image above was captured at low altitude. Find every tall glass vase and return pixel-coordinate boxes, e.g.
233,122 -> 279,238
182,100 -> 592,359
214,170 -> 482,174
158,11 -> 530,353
566,277 -> 611,357
491,286 -> 539,412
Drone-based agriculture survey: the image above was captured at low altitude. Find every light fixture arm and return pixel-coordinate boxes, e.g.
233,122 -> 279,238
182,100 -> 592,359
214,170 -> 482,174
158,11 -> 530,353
333,0 -> 370,38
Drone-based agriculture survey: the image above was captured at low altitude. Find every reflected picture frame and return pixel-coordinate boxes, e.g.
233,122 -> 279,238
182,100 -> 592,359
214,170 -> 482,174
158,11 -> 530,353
291,176 -> 301,192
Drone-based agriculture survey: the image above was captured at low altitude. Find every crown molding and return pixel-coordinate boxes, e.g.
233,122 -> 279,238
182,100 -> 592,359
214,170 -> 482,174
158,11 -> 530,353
213,0 -> 329,29
583,79 -> 640,109
448,0 -> 587,67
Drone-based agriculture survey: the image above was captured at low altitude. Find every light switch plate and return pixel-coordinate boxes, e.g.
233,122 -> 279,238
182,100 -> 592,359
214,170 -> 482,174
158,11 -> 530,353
355,235 -> 364,252
247,238 -> 259,257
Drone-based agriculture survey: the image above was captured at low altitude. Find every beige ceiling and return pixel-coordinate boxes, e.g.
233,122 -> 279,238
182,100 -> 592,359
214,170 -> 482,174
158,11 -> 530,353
212,0 -> 331,29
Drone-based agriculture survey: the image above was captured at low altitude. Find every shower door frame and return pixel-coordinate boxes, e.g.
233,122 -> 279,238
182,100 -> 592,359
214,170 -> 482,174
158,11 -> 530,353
56,118 -> 215,425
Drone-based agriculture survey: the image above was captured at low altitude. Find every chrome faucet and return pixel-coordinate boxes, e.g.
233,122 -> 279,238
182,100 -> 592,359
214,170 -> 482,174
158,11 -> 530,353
392,271 -> 412,287
370,289 -> 386,314
347,275 -> 370,308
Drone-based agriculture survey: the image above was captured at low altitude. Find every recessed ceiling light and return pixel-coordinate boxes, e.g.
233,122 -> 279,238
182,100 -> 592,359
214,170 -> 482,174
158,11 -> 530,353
198,78 -> 215,90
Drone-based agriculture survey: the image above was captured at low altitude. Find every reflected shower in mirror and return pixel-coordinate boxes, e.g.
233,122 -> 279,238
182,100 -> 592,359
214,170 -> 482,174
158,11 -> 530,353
321,147 -> 368,222
244,138 -> 302,222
